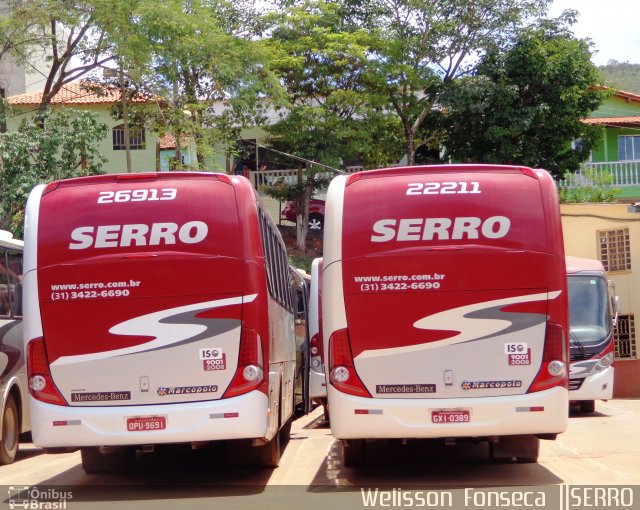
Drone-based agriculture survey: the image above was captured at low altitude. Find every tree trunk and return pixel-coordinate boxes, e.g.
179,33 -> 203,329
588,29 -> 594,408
295,176 -> 313,252
406,131 -> 417,166
120,67 -> 132,173
172,75 -> 182,169
0,87 -> 6,134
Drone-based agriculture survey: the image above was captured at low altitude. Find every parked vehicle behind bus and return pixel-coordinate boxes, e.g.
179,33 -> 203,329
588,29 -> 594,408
566,256 -> 618,414
308,258 -> 328,418
322,165 -> 569,465
0,230 -> 28,465
23,172 -> 307,472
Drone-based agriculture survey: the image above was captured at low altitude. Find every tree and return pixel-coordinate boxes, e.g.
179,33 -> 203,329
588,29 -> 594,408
3,0 -> 133,124
0,109 -> 107,235
130,0 -> 281,168
351,0 -> 550,165
0,1 -> 50,132
263,0 -> 403,250
441,14 -> 608,178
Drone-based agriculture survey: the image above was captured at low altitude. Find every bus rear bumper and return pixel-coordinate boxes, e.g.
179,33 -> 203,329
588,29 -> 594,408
569,366 -> 614,401
328,386 -> 568,440
29,391 -> 269,448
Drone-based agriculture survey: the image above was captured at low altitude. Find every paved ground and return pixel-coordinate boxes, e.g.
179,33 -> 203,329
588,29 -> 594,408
1,399 -> 639,509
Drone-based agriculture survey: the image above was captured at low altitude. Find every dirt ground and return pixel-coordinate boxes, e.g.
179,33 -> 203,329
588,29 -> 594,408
278,224 -> 323,261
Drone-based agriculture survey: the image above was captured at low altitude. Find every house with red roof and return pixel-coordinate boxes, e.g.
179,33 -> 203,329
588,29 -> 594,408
559,89 -> 640,397
560,89 -> 640,199
6,82 -> 195,173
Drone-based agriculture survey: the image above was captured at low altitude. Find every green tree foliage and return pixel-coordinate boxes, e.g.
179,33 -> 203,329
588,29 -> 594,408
264,0 -> 392,167
4,0 -> 129,121
558,168 -> 621,203
263,0 -> 394,250
441,15 -> 608,178
0,109 -> 107,235
355,0 -> 550,165
131,0 -> 281,168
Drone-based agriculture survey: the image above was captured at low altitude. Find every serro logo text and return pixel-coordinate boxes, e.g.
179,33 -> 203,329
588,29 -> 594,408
371,216 -> 510,242
68,221 -> 208,250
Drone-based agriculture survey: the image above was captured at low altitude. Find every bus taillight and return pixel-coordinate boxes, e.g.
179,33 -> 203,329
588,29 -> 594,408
528,322 -> 568,393
27,338 -> 68,406
328,329 -> 371,398
310,334 -> 320,356
223,327 -> 264,398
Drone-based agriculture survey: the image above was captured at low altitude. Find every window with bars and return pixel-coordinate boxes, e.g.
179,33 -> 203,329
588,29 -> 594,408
597,228 -> 631,272
112,125 -> 146,150
614,314 -> 637,360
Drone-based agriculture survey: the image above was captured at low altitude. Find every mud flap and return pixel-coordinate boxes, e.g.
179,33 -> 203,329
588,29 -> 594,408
490,434 -> 540,463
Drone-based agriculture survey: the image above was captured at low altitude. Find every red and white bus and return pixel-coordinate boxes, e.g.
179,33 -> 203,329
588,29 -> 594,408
23,172 -> 306,471
566,256 -> 618,414
322,164 -> 569,465
308,258 -> 328,416
0,230 -> 28,465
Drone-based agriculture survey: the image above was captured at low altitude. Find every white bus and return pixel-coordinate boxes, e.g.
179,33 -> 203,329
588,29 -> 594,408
23,172 -> 307,472
0,230 -> 28,464
566,256 -> 618,414
309,258 -> 328,418
322,165 -> 569,465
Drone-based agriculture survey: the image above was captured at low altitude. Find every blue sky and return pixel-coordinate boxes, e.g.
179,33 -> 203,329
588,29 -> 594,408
549,0 -> 640,66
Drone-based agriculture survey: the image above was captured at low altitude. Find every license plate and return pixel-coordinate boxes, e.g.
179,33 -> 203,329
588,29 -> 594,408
126,416 -> 166,432
431,409 -> 470,424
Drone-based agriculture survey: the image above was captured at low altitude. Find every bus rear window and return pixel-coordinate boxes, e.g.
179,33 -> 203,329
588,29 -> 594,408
342,170 -> 548,257
37,177 -> 242,267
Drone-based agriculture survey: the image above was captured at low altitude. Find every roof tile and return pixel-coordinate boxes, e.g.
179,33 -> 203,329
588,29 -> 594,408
7,81 -> 153,106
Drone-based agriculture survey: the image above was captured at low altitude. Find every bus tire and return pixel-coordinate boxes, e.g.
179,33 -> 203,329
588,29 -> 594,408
0,395 -> 19,465
80,447 -> 134,474
364,439 -> 389,463
44,447 -> 78,454
342,439 -> 365,467
489,435 -> 539,464
580,400 -> 595,414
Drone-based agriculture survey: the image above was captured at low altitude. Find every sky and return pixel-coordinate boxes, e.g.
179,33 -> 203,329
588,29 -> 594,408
548,0 -> 640,66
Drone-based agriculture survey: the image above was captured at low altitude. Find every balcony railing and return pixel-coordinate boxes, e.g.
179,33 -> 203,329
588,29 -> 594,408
557,161 -> 640,188
249,166 -> 363,190
251,162 -> 640,190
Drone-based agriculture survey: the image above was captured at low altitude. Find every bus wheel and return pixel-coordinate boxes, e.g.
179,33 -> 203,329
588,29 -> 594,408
580,400 -> 595,414
0,395 -> 19,465
365,439 -> 389,463
489,435 -> 539,463
342,439 -> 365,467
80,447 -> 134,474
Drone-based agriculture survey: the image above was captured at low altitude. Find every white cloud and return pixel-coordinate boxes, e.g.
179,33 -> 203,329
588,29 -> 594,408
548,0 -> 640,65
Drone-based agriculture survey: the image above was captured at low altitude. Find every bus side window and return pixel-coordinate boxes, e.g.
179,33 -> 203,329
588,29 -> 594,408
7,249 -> 23,318
0,249 -> 9,317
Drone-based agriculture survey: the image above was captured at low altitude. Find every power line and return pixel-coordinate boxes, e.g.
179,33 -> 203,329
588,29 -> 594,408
243,139 -> 344,174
